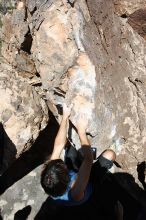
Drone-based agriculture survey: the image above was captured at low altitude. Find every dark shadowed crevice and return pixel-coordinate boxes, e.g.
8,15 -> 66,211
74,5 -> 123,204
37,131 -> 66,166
67,0 -> 75,7
0,123 -> 17,176
36,72 -> 40,77
30,6 -> 37,16
137,161 -> 146,190
20,29 -> 33,54
0,123 -> 4,171
121,14 -> 128,18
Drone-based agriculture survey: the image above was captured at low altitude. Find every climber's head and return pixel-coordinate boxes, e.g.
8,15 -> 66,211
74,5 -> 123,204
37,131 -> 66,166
41,159 -> 70,197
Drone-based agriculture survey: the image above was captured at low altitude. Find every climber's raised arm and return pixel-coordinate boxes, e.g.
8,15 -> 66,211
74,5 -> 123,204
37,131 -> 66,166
70,116 -> 93,201
51,104 -> 72,160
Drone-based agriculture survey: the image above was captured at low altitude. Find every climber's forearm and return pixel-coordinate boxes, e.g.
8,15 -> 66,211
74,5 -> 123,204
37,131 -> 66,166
51,116 -> 68,160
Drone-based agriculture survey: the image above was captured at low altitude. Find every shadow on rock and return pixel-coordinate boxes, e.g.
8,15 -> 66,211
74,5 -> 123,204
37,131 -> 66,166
0,111 -> 58,195
34,196 -> 99,220
0,122 -> 17,175
34,197 -> 59,220
112,172 -> 146,220
35,171 -> 146,220
137,161 -> 146,190
14,205 -> 31,220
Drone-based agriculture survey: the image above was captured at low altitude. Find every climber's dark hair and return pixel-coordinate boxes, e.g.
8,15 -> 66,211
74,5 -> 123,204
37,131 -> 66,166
41,159 -> 70,197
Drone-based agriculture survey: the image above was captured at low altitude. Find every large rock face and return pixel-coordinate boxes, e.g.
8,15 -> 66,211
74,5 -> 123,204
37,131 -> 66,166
85,0 -> 146,172
0,0 -> 146,219
0,60 -> 48,173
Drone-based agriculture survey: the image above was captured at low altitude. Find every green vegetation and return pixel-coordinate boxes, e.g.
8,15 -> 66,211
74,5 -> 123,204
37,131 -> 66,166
0,40 -> 2,56
0,1 -> 15,15
0,17 -> 2,28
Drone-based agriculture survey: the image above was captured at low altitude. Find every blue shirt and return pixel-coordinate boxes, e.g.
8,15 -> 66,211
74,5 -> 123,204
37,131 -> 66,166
51,170 -> 92,206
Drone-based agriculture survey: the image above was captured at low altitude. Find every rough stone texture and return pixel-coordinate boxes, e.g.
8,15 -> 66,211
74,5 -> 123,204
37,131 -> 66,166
128,8 -> 146,40
85,0 -> 146,177
0,60 -> 48,173
31,1 -> 78,90
0,165 -> 48,220
0,0 -> 16,55
0,0 -> 146,218
114,0 -> 146,16
0,0 -> 145,181
0,113 -> 58,220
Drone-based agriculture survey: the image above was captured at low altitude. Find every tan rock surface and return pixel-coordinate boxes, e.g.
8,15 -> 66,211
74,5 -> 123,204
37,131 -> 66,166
0,0 -> 146,218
